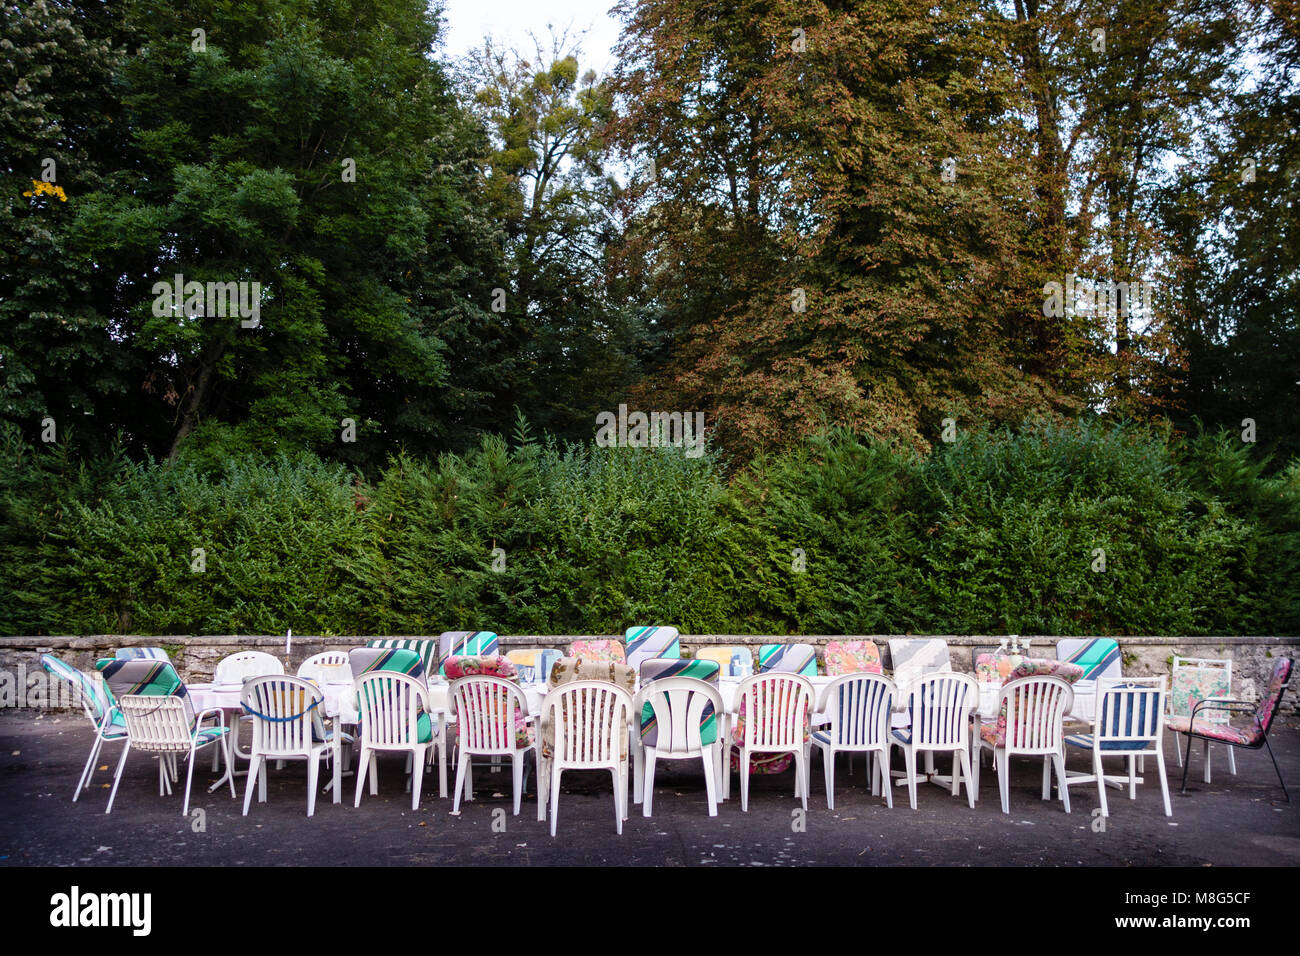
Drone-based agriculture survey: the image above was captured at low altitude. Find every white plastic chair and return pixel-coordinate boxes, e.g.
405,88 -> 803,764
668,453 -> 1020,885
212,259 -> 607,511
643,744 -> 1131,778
891,672 -> 977,810
537,680 -> 633,836
107,696 -> 233,815
1064,678 -> 1171,817
449,676 -> 534,816
214,651 -> 285,683
973,675 -> 1074,815
732,673 -> 815,812
812,673 -> 896,810
241,675 -> 342,817
634,676 -> 724,817
297,651 -> 352,684
353,671 -> 436,811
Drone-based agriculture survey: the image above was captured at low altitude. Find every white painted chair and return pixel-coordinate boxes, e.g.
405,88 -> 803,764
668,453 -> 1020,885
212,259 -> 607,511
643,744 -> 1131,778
732,673 -> 814,812
974,675 -> 1074,815
108,696 -> 232,816
1064,678 -> 1171,817
813,673 -> 896,810
537,680 -> 633,836
297,651 -> 352,684
634,676 -> 724,817
891,672 -> 977,810
1168,656 -> 1236,779
353,671 -> 436,811
449,675 -> 534,816
240,675 -> 341,818
214,651 -> 285,683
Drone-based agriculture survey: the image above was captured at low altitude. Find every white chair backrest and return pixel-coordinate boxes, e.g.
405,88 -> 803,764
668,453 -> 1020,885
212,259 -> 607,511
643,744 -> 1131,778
450,676 -> 530,753
354,672 -> 429,747
118,696 -> 194,752
825,673 -> 895,748
297,651 -> 351,684
737,673 -> 814,750
544,680 -> 632,766
888,638 -> 952,694
636,676 -> 724,757
215,651 -> 285,684
999,676 -> 1073,751
241,675 -> 324,756
1096,679 -> 1166,747
905,672 -> 977,748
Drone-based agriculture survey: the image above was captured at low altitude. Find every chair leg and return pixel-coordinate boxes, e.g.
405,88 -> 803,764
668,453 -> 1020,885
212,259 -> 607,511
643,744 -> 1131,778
739,748 -> 751,812
1264,737 -> 1291,802
306,752 -> 321,818
411,749 -> 426,811
549,765 -> 562,837
182,745 -> 199,816
880,750 -> 894,809
1227,745 -> 1237,775
452,752 -> 470,814
632,738 -> 644,805
1052,751 -> 1070,814
1174,732 -> 1183,766
354,747 -> 369,807
790,749 -> 800,811
1041,754 -> 1051,801
1202,738 -> 1212,783
822,746 -> 836,810
643,749 -> 657,818
1180,733 -> 1194,793
904,746 -> 918,811
958,747 -> 976,809
612,767 -> 624,835
997,750 -> 1009,815
74,737 -> 102,802
105,742 -> 131,814
1129,754 -> 1138,799
536,752 -> 547,822
243,755 -> 262,816
512,752 -> 524,815
969,740 -> 981,800
702,747 -> 718,817
1095,750 -> 1109,817
1155,746 -> 1172,816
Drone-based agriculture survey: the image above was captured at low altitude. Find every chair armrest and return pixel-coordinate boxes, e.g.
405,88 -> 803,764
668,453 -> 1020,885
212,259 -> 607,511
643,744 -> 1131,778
194,706 -> 226,729
1190,698 -> 1253,719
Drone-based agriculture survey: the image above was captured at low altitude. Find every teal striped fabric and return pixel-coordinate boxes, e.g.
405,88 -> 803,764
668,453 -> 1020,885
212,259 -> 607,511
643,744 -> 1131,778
101,658 -> 197,729
366,639 -> 438,675
349,647 -> 426,680
758,643 -> 818,676
1057,638 -> 1121,680
625,626 -> 681,669
437,631 -> 499,675
40,654 -> 124,734
638,658 -> 720,746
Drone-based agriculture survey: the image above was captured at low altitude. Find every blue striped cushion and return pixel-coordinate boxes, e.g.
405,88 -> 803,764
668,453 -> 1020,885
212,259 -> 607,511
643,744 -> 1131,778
812,729 -> 833,747
1065,733 -> 1150,752
891,728 -> 912,744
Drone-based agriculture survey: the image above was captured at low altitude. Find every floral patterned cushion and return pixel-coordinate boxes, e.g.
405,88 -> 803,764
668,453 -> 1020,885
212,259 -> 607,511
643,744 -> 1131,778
1169,663 -> 1231,723
1253,658 -> 1292,738
541,657 -> 636,758
443,655 -> 518,681
824,640 -> 883,676
566,639 -> 626,663
974,653 -> 1025,683
730,693 -> 811,775
1164,715 -> 1258,747
984,658 -> 1084,748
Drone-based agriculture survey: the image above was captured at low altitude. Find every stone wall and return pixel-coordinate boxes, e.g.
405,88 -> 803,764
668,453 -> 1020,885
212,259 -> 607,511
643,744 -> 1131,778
1,634 -> 1295,715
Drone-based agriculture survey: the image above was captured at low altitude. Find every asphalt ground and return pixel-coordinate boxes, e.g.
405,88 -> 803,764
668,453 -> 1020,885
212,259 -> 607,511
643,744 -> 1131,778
2,709 -> 1297,869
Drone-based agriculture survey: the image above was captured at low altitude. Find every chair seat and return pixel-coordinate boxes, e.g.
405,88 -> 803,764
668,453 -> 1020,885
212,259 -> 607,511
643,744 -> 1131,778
1064,733 -> 1152,752
195,726 -> 229,744
1165,715 -> 1258,746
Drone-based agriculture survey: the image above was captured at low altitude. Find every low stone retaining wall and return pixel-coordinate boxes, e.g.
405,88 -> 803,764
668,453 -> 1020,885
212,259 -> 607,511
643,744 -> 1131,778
1,634 -> 1295,715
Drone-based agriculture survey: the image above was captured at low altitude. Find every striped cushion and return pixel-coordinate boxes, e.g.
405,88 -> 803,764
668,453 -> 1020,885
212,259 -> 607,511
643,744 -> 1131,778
638,658 -> 721,747
812,729 -> 833,747
102,658 -> 195,727
1064,732 -> 1151,752
348,647 -> 426,680
437,632 -> 499,673
625,626 -> 681,669
888,638 -> 951,688
195,727 -> 229,744
41,654 -> 116,724
891,728 -> 912,745
758,643 -> 817,676
1165,715 -> 1258,746
367,639 -> 438,675
115,647 -> 170,661
1057,638 -> 1121,680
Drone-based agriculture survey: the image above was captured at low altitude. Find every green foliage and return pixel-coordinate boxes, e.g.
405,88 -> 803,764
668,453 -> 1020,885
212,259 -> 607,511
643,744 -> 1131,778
2,423 -> 1292,637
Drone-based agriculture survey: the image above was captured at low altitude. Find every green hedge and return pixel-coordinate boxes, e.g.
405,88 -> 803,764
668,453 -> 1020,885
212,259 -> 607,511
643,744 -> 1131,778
1,421 -> 1295,636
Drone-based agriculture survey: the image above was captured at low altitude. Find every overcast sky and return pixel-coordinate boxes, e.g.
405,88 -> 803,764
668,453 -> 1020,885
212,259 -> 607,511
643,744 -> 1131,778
437,0 -> 624,74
